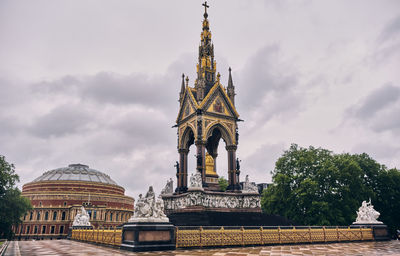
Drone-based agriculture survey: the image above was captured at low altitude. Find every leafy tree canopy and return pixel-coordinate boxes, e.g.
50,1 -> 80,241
262,144 -> 400,235
0,155 -> 32,239
218,176 -> 228,192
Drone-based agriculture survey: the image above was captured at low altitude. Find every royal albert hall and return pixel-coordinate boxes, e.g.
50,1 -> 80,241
15,164 -> 134,240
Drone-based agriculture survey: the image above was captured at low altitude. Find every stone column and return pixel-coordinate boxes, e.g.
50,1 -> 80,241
226,145 -> 239,191
181,149 -> 189,192
211,153 -> 218,173
195,140 -> 207,186
176,149 -> 189,193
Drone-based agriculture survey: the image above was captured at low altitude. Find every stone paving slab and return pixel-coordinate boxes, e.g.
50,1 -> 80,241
4,240 -> 400,255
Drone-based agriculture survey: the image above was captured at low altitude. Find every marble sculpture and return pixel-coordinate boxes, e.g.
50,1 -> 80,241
161,178 -> 174,195
72,206 -> 91,227
242,175 -> 259,193
353,199 -> 383,224
129,186 -> 169,222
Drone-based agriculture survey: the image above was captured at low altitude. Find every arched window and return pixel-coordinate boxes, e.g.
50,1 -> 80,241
36,211 -> 41,221
93,210 -> 97,220
44,211 -> 49,221
29,211 -> 33,220
53,211 -> 57,220
61,211 -> 66,220
116,213 -> 119,222
110,212 -> 113,221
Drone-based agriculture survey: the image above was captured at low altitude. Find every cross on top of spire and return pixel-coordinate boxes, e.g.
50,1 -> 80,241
202,1 -> 209,18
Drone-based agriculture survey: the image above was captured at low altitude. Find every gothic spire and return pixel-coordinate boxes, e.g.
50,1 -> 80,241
195,1 -> 216,100
227,67 -> 235,105
179,73 -> 185,104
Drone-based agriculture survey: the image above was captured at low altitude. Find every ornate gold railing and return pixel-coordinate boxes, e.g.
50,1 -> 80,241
175,226 -> 374,248
71,226 -> 373,248
71,228 -> 122,246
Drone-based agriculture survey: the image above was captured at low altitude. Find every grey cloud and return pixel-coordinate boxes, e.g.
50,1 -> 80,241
235,45 -> 302,123
379,15 -> 400,43
242,143 -> 285,182
351,83 -> 400,119
35,75 -> 80,94
36,72 -> 175,108
369,15 -> 400,65
29,104 -> 94,138
347,83 -> 400,134
352,142 -> 400,165
82,72 -> 170,107
33,53 -> 195,112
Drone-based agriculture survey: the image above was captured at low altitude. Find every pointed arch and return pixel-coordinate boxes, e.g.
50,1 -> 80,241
179,126 -> 195,150
205,123 -> 233,147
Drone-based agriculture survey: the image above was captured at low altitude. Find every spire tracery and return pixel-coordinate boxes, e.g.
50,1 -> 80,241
195,1 -> 216,100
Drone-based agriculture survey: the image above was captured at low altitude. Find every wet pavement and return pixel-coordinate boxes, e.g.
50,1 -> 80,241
4,240 -> 400,255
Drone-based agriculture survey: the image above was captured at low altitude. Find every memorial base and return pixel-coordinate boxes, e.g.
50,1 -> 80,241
120,222 -> 176,252
350,223 -> 390,241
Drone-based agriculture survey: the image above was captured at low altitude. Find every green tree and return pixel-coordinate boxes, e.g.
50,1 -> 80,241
262,144 -> 399,233
218,176 -> 228,192
374,168 -> 400,235
0,155 -> 31,239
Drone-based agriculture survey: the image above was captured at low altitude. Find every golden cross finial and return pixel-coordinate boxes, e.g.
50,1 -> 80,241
202,1 -> 209,18
202,1 -> 209,13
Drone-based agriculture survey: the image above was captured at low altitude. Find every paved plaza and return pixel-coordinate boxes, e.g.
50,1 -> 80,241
4,240 -> 400,255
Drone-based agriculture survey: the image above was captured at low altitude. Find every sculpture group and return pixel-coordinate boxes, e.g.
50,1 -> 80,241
129,186 -> 169,222
161,178 -> 174,195
242,175 -> 259,193
353,199 -> 382,224
72,206 -> 91,227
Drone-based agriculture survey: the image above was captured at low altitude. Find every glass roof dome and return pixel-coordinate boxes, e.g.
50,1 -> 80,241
32,164 -> 118,186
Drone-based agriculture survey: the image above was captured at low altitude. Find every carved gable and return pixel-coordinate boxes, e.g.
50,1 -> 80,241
176,89 -> 198,123
202,83 -> 239,119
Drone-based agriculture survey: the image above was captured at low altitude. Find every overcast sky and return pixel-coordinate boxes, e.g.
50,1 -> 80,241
1,0 -> 399,199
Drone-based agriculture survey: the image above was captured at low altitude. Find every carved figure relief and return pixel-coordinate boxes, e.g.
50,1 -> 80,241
189,171 -> 203,189
163,191 -> 261,211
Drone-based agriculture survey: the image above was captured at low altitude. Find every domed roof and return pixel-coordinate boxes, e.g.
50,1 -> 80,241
32,164 -> 118,186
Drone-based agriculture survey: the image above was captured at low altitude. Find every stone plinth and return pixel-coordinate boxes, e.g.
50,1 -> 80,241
120,222 -> 176,252
350,223 -> 390,241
